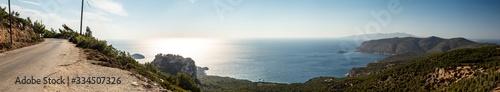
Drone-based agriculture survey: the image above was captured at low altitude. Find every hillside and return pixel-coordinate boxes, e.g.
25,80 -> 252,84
348,53 -> 435,77
339,32 -> 415,40
355,36 -> 494,55
0,7 -> 43,52
200,46 -> 500,91
343,46 -> 500,91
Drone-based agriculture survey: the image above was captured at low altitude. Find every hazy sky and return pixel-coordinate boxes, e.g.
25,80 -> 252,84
1,0 -> 499,40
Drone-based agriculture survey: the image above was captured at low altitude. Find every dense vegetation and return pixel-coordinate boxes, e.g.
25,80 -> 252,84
344,46 -> 500,91
200,46 -> 500,92
349,53 -> 435,77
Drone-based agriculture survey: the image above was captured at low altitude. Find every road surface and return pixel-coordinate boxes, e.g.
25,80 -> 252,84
0,38 -> 82,91
0,38 -> 161,91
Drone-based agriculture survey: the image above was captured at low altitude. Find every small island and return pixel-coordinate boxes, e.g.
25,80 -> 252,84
130,53 -> 145,59
337,50 -> 347,54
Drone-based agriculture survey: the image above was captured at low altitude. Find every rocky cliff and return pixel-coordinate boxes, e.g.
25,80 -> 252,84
355,36 -> 494,55
152,53 -> 198,78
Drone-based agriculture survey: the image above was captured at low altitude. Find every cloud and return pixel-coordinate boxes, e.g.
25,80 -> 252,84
187,0 -> 197,3
18,0 -> 41,6
84,12 -> 112,21
1,4 -> 76,29
0,4 -> 40,16
0,2 -> 128,39
89,0 -> 128,17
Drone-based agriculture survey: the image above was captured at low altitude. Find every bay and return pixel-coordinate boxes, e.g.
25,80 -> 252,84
107,38 -> 387,83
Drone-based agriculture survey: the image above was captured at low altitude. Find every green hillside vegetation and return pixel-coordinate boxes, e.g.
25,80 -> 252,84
200,46 -> 500,92
348,53 -> 435,77
356,36 -> 495,55
344,46 -> 500,91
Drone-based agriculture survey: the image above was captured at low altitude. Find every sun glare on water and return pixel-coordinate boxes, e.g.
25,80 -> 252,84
133,38 -> 237,71
146,38 -> 218,59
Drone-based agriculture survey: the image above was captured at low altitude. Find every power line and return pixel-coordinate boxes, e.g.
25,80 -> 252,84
85,0 -> 111,38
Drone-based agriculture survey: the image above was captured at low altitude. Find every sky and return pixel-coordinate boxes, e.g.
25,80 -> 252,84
0,0 -> 499,40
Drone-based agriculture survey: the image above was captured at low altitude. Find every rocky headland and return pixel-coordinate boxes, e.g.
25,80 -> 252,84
350,36 -> 496,77
356,36 -> 494,55
152,53 -> 199,79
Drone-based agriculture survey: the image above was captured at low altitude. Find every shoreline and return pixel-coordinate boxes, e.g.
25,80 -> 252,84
133,52 -> 387,84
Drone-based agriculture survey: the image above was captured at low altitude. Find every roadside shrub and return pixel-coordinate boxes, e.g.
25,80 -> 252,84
176,73 -> 201,92
42,29 -> 59,38
0,43 -> 13,49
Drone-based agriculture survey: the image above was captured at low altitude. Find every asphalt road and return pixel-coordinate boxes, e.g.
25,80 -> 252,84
0,38 -> 82,91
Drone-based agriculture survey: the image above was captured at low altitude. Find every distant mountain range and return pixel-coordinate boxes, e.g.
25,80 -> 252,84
339,32 -> 416,41
356,36 -> 495,55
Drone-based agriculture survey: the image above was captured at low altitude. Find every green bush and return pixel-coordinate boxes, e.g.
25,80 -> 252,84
33,21 -> 46,34
42,29 -> 60,38
176,73 -> 201,92
0,43 -> 13,49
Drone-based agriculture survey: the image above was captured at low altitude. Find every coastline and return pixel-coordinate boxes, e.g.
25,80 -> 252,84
114,38 -> 388,83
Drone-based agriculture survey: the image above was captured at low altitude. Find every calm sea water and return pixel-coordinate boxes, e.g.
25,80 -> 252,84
107,38 -> 387,83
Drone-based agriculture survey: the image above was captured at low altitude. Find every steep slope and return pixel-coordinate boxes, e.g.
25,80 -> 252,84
0,7 -> 43,52
343,46 -> 500,91
418,36 -> 444,51
428,37 -> 478,52
356,36 -> 494,55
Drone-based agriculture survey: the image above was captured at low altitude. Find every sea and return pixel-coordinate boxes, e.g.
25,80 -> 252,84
104,38 -> 500,83
107,38 -> 389,83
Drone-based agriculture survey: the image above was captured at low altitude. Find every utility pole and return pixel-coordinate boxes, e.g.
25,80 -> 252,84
80,0 -> 84,35
8,0 -> 13,45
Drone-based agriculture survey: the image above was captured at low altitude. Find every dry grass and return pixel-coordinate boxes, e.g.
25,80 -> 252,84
0,24 -> 44,52
83,49 -> 110,61
81,48 -> 124,68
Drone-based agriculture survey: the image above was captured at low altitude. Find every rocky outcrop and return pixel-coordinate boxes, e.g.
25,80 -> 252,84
197,66 -> 209,76
356,36 -> 494,55
152,53 -> 197,78
426,66 -> 484,89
